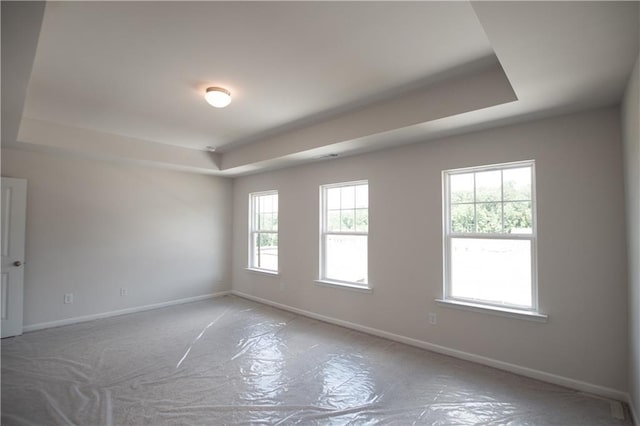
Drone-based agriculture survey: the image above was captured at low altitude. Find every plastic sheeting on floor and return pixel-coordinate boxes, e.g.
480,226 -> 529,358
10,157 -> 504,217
1,296 -> 632,425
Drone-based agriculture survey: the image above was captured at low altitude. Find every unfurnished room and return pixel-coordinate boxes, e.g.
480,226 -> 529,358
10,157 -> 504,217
1,1 -> 639,424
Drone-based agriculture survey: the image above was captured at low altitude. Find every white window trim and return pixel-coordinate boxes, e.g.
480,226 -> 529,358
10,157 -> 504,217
248,190 -> 279,273
442,160 -> 542,316
435,298 -> 547,322
319,180 -> 370,290
314,280 -> 373,293
245,267 -> 279,276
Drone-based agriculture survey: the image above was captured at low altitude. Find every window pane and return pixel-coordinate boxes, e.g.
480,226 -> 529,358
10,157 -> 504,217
251,202 -> 258,230
504,201 -> 532,234
450,238 -> 532,308
259,213 -> 276,231
255,193 -> 277,217
450,173 -> 474,203
340,209 -> 355,231
476,170 -> 502,202
476,202 -> 502,233
503,167 -> 531,201
355,185 -> 368,208
451,204 -> 475,233
325,235 -> 367,284
341,186 -> 355,209
258,212 -> 266,230
253,233 -> 278,271
327,210 -> 341,232
259,195 -> 271,214
327,187 -> 341,210
256,196 -> 262,217
355,208 -> 368,232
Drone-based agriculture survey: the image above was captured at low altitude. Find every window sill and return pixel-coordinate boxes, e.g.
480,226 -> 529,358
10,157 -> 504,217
314,280 -> 373,293
435,299 -> 548,323
245,268 -> 279,276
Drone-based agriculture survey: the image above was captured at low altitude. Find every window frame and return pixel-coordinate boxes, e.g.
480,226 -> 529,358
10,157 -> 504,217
319,180 -> 370,289
248,190 -> 279,274
442,160 -> 540,314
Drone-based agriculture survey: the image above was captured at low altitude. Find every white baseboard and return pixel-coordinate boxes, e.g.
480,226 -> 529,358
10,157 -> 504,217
231,290 -> 628,403
23,291 -> 230,332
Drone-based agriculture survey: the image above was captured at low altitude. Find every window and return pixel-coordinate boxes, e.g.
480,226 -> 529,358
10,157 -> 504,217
320,181 -> 368,287
249,191 -> 278,273
443,161 -> 538,312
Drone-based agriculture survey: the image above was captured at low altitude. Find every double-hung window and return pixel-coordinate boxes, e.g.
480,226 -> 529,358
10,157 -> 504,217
320,181 -> 368,287
249,191 -> 278,273
442,161 -> 539,313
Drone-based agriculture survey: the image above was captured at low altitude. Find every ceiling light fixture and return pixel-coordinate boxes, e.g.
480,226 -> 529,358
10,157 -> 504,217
205,87 -> 231,108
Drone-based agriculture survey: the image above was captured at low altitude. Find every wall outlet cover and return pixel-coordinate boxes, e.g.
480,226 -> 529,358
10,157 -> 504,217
428,312 -> 437,325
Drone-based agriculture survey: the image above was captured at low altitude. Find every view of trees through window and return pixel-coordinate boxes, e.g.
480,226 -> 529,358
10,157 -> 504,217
326,184 -> 368,233
449,166 -> 532,234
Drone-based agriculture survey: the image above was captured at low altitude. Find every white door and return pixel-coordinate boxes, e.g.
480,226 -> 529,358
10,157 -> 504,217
1,178 -> 27,338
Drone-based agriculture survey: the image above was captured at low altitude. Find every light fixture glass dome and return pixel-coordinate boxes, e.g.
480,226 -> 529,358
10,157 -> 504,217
205,87 -> 231,108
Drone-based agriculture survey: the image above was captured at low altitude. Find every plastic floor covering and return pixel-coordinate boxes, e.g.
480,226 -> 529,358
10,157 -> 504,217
1,295 -> 632,425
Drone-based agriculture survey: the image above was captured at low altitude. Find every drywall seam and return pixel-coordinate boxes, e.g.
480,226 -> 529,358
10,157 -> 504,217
231,290 -> 627,402
22,291 -> 230,332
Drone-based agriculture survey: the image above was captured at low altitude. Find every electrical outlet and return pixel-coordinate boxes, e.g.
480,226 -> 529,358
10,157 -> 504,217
428,312 -> 437,325
120,288 -> 128,296
64,293 -> 73,304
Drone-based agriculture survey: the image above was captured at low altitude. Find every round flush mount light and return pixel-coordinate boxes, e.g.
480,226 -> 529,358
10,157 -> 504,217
205,87 -> 231,108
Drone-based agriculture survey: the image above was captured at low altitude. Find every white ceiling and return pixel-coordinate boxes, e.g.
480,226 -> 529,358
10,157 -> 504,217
5,1 -> 639,176
24,1 -> 492,151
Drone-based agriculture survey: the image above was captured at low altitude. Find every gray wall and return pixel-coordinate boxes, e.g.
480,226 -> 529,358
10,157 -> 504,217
1,148 -> 233,327
232,107 -> 628,393
623,55 -> 640,420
